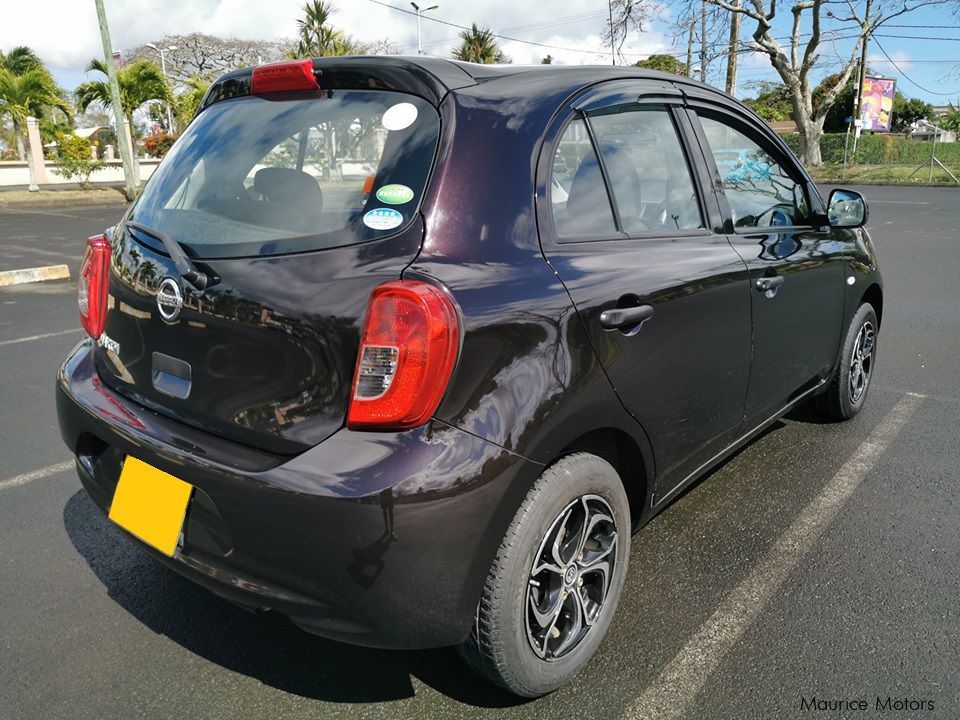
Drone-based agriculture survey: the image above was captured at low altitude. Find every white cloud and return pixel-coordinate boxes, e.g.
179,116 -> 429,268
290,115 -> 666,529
867,50 -> 912,74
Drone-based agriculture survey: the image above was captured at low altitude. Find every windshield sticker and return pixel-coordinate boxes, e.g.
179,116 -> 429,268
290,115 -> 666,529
382,103 -> 418,131
363,208 -> 404,231
375,184 -> 415,205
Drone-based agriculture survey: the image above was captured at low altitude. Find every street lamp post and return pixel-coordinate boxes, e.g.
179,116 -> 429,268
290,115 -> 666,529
146,43 -> 177,131
409,2 -> 438,55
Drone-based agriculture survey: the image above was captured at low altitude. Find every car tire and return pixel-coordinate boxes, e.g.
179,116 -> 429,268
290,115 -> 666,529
458,452 -> 631,697
815,302 -> 878,422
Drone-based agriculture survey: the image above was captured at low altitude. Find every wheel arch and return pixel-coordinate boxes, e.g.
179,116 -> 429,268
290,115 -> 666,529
555,426 -> 652,531
861,283 -> 883,327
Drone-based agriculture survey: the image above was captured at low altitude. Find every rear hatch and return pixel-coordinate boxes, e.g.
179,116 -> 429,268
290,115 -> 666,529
96,71 -> 441,455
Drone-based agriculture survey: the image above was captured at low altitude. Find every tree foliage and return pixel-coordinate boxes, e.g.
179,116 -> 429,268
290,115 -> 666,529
452,24 -> 508,64
75,58 -> 171,127
743,82 -> 793,121
940,103 -> 960,131
635,53 -> 688,75
289,1 -> 365,58
54,133 -> 104,187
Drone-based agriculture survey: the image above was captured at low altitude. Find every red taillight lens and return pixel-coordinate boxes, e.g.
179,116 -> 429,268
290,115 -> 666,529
78,234 -> 111,339
347,280 -> 460,430
251,59 -> 320,95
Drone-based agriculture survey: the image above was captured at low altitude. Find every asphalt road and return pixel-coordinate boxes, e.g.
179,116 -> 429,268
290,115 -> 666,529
1,187 -> 958,719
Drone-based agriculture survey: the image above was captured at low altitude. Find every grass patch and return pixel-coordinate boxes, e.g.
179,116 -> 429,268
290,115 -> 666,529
807,163 -> 960,185
0,187 -> 129,208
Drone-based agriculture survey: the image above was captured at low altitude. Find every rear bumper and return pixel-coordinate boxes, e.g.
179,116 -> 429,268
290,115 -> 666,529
56,340 -> 541,649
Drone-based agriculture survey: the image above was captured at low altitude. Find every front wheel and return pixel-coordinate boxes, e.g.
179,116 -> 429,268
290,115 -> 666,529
815,302 -> 878,421
459,453 -> 631,697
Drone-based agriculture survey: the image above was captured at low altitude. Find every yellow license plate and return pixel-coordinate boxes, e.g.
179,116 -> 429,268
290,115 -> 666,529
109,456 -> 193,557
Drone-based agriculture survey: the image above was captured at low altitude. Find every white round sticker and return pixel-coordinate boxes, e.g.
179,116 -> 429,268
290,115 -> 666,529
382,102 -> 418,131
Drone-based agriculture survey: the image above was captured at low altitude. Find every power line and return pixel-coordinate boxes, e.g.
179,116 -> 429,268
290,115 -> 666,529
870,36 -> 960,96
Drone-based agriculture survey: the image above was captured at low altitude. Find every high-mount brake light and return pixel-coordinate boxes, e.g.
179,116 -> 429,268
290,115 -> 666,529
78,234 -> 111,339
347,281 -> 460,431
251,59 -> 320,95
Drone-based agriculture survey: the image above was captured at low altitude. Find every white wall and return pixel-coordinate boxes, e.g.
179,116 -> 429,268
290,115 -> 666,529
0,159 -> 160,187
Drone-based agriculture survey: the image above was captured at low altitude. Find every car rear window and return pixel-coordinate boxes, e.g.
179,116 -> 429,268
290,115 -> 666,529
129,90 -> 439,259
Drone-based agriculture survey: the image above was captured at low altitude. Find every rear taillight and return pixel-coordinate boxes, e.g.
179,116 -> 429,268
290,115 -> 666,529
78,234 -> 111,339
347,280 -> 460,430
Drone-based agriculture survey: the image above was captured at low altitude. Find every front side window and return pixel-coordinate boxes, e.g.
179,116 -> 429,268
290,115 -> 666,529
550,118 -> 617,239
589,106 -> 703,234
698,113 -> 810,229
130,91 -> 439,258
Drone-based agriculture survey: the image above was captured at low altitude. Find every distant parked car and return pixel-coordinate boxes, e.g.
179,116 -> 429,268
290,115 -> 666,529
57,57 -> 881,697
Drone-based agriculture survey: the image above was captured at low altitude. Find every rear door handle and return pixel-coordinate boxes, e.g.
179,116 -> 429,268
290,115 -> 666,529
755,275 -> 785,292
600,304 -> 654,330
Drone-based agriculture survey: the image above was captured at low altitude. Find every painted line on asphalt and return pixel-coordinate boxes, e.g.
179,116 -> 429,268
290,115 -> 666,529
0,461 -> 75,492
0,264 -> 70,287
623,392 -> 925,720
0,328 -> 80,347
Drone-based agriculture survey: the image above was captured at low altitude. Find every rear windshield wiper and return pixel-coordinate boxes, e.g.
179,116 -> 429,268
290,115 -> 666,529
125,220 -> 209,291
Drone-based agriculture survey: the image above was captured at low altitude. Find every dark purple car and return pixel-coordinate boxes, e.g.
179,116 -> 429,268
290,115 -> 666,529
57,57 -> 881,696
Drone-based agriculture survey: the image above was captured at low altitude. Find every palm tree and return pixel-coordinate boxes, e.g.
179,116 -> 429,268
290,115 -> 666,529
0,47 -> 72,189
173,75 -> 210,131
452,24 -> 508,64
289,1 -> 361,58
75,58 -> 171,168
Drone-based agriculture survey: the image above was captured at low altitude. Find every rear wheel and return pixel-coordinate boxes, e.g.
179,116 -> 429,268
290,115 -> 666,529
459,453 -> 630,697
815,302 -> 878,421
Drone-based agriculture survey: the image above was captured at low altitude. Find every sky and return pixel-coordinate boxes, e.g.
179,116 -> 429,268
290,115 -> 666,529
2,0 -> 959,106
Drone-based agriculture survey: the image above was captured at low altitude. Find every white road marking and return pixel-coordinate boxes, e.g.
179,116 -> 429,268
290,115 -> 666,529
623,392 -> 925,720
0,328 -> 80,347
0,461 -> 75,492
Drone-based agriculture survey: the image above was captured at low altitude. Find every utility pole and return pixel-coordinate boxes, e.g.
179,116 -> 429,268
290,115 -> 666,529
94,0 -> 137,199
409,2 -> 438,55
700,0 -> 708,83
725,0 -> 740,96
852,0 -> 872,155
687,20 -> 695,78
608,0 -> 616,66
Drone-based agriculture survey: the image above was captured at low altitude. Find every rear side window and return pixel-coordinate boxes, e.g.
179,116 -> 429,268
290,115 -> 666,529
589,106 -> 704,234
130,91 -> 439,258
550,118 -> 617,239
697,113 -> 810,229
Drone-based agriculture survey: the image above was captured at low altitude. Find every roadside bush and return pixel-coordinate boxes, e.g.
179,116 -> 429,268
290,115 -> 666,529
54,134 -> 104,189
142,131 -> 177,158
780,132 -> 960,165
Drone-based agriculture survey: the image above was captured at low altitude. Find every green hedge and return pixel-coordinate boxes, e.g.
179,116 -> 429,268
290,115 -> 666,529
779,132 -> 960,165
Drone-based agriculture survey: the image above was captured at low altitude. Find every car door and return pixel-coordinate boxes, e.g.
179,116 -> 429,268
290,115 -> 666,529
540,82 -> 752,497
686,104 -> 846,427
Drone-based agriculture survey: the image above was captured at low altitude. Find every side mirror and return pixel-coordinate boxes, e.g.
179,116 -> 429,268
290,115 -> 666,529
828,189 -> 868,229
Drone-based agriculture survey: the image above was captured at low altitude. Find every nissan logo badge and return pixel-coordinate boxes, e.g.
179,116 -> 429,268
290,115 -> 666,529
157,277 -> 184,323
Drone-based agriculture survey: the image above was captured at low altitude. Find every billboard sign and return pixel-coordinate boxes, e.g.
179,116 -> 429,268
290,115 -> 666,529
859,75 -> 896,132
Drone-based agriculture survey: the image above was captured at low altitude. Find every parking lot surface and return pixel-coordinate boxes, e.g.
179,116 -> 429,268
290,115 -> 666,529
1,187 -> 957,719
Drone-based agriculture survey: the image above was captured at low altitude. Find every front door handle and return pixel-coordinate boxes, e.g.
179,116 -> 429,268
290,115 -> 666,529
755,275 -> 785,292
600,304 -> 654,330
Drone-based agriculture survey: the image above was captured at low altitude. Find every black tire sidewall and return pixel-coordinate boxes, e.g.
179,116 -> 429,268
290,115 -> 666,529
484,453 -> 631,697
837,303 -> 878,417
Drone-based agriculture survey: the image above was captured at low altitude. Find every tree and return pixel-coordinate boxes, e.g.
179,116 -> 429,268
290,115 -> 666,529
452,24 -> 508,64
541,55 -> 554,64
892,95 -> 933,132
0,47 -> 72,188
610,0 -> 954,165
635,53 -> 689,75
289,1 -> 364,58
75,58 -> 171,137
127,34 -> 285,84
940,103 -> 960,131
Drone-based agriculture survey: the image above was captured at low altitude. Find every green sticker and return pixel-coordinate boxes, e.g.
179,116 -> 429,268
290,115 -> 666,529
375,184 -> 415,205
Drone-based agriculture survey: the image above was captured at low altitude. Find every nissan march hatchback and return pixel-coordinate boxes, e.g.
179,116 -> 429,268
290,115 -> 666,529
57,57 -> 882,697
